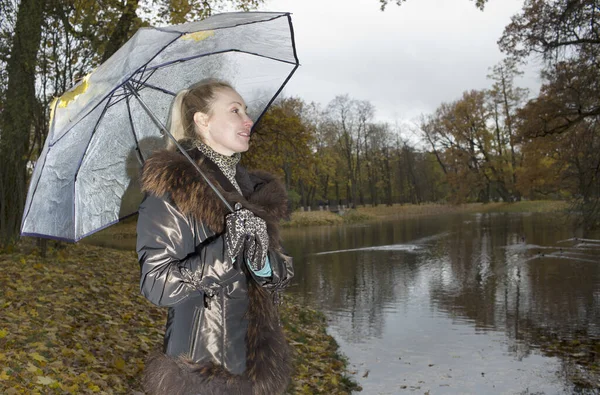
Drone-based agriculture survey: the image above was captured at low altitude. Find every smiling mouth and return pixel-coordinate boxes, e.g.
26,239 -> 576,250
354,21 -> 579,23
239,132 -> 250,138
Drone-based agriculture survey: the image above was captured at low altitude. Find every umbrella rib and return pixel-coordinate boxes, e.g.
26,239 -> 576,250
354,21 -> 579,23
253,63 -> 300,129
152,13 -> 288,35
127,34 -> 181,92
126,95 -> 146,164
21,100 -> 59,230
136,66 -> 158,88
76,211 -> 139,242
128,78 -> 176,96
21,232 -> 77,243
287,14 -> 300,68
48,84 -> 133,147
141,49 -> 298,73
72,94 -> 114,238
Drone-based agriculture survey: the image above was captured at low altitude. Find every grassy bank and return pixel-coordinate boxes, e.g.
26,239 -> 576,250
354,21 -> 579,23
282,200 -> 569,227
0,241 -> 359,394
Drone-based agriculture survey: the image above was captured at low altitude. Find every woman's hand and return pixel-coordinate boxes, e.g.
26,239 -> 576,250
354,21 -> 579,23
225,208 -> 269,271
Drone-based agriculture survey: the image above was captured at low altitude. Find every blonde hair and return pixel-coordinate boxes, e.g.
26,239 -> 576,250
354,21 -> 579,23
166,79 -> 234,150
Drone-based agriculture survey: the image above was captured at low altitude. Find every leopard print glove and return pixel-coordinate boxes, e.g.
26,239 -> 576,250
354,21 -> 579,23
225,208 -> 269,272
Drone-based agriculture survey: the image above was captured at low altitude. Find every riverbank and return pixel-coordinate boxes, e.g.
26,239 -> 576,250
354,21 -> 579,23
0,240 -> 360,394
283,200 -> 569,227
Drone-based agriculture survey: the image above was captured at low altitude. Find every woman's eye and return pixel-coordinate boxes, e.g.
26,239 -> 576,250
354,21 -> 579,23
232,109 -> 239,113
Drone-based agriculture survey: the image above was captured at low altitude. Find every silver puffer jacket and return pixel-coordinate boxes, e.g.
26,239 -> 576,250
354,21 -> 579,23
136,147 -> 293,395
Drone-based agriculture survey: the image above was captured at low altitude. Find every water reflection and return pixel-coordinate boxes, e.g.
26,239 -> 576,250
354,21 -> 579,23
282,212 -> 600,393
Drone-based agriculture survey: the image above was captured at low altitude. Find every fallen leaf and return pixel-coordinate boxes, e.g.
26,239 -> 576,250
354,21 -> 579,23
114,357 -> 126,370
36,376 -> 56,385
30,352 -> 47,363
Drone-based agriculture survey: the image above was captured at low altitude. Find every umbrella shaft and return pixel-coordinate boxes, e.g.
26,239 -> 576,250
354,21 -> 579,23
125,82 -> 235,213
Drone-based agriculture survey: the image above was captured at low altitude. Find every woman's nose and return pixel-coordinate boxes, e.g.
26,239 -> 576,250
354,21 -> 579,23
243,115 -> 253,128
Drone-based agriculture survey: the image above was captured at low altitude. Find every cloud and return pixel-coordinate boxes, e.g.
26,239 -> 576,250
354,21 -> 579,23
262,0 -> 540,123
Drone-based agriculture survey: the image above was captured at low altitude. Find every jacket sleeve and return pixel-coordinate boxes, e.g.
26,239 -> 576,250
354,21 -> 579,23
250,249 -> 294,291
136,194 -> 215,307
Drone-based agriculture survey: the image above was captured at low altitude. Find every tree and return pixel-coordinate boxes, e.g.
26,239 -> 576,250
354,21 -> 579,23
0,0 -> 45,248
499,0 -> 600,227
499,0 -> 600,62
516,71 -> 600,226
420,89 -> 522,203
326,95 -> 374,207
498,0 -> 600,134
242,97 -> 316,208
487,59 -> 529,200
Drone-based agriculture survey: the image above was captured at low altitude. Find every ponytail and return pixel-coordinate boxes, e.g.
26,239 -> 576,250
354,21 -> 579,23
166,89 -> 189,151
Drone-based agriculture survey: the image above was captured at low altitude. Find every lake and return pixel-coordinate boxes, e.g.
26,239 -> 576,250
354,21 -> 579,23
281,212 -> 600,394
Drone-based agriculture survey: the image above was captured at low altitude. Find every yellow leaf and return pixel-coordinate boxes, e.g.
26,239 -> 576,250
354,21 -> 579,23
36,375 -> 56,385
84,353 -> 97,364
181,30 -> 214,42
0,328 -> 7,338
61,348 -> 74,357
64,383 -> 79,393
58,73 -> 92,108
30,342 -> 48,351
114,357 -> 126,370
0,370 -> 10,380
88,383 -> 100,392
30,352 -> 47,363
27,362 -> 41,374
19,257 -> 26,264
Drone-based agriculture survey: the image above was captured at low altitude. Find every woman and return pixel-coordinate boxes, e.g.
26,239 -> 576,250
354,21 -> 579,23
136,79 -> 294,395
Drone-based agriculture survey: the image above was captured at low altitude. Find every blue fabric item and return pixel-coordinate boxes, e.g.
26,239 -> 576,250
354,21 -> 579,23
252,256 -> 272,277
232,256 -> 272,277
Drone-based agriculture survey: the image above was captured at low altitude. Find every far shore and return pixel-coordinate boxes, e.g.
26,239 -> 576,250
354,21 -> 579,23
282,200 -> 570,228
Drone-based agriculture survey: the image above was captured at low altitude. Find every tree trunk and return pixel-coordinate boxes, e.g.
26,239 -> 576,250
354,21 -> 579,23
384,152 -> 393,206
101,0 -> 140,62
307,185 -> 316,208
322,174 -> 329,201
0,0 -> 45,248
298,180 -> 306,208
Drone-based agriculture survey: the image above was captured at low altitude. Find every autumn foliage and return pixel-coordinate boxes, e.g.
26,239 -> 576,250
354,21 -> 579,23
0,240 -> 359,394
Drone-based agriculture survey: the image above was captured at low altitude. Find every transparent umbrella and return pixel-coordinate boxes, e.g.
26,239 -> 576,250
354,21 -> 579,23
21,12 -> 299,242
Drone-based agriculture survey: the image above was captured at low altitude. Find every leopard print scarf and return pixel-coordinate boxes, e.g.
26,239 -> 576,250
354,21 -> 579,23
195,141 -> 242,195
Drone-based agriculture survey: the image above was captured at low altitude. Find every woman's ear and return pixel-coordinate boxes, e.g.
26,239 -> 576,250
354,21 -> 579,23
194,112 -> 208,138
193,111 -> 209,129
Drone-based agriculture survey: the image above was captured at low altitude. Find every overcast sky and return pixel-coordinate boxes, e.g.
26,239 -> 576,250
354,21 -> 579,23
257,0 -> 542,127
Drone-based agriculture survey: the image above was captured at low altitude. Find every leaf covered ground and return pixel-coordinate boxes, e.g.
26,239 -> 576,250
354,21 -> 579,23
0,241 -> 359,394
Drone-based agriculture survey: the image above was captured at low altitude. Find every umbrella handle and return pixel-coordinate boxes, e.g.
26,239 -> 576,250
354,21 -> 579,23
125,82 -> 235,213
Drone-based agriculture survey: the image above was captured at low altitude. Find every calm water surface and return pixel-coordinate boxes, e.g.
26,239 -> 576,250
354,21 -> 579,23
281,212 -> 600,394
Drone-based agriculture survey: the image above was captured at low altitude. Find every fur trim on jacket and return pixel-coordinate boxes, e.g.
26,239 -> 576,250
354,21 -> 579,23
138,147 -> 292,395
140,148 -> 288,250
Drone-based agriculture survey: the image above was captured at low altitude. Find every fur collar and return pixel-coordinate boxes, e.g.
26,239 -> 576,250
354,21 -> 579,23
140,148 -> 288,249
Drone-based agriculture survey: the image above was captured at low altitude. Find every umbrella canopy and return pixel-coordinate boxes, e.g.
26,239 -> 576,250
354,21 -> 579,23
21,12 -> 299,242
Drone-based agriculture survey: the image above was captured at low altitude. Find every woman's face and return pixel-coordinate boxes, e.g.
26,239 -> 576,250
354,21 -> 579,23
195,88 -> 254,156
